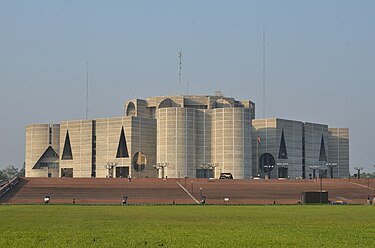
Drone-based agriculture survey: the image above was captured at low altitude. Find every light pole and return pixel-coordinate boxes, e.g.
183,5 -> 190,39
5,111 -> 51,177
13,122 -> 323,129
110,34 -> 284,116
326,163 -> 338,179
153,162 -> 168,178
106,162 -> 117,178
320,175 -> 323,203
200,163 -> 218,178
309,165 -> 320,179
354,166 -> 364,179
264,164 -> 275,179
367,176 -> 370,189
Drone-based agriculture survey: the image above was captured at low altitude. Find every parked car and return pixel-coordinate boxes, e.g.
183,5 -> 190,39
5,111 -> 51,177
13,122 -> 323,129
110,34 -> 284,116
219,173 -> 233,179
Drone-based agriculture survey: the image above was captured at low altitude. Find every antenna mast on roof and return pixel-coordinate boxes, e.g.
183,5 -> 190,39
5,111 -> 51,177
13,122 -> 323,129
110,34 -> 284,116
178,50 -> 182,94
262,26 -> 266,119
85,61 -> 89,120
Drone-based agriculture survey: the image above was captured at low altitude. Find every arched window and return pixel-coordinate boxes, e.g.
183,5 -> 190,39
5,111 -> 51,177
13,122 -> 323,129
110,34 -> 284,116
214,98 -> 232,108
158,98 -> 173,108
126,102 -> 136,116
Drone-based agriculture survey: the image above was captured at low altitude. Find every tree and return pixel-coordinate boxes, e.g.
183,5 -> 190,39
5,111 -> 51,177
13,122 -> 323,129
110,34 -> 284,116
16,163 -> 25,177
360,172 -> 375,179
2,165 -> 19,179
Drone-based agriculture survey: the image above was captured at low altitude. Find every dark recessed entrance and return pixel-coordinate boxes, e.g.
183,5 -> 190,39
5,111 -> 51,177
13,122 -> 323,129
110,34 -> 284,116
116,167 -> 129,178
278,167 -> 288,178
61,168 -> 73,178
196,169 -> 213,178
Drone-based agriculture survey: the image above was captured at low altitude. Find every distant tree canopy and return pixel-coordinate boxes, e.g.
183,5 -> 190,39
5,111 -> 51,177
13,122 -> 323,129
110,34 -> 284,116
359,172 -> 375,178
351,172 -> 375,179
0,164 -> 25,180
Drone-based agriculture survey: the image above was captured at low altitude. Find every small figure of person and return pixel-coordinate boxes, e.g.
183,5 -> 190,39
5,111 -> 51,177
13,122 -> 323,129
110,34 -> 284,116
122,196 -> 128,205
73,199 -> 75,204
128,174 -> 131,182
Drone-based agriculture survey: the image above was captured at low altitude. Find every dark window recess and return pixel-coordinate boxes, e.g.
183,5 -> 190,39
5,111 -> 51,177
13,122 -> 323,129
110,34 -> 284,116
278,130 -> 288,159
91,121 -> 96,178
278,167 -> 288,178
116,167 -> 129,178
302,125 -> 305,179
116,127 -> 129,158
196,169 -> 214,178
62,130 -> 73,160
49,126 -> 52,145
61,168 -> 73,178
319,135 -> 327,162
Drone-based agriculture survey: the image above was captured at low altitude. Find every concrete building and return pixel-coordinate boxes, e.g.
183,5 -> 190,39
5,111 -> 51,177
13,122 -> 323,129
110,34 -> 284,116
25,124 -> 60,177
252,118 -> 304,179
252,118 -> 349,179
328,128 -> 349,178
25,94 -> 349,179
26,95 -> 255,179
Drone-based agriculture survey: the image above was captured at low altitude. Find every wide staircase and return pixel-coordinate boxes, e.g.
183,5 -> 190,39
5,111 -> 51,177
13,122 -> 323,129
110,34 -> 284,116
1,177 -> 373,205
187,178 -> 375,204
0,178 -> 194,204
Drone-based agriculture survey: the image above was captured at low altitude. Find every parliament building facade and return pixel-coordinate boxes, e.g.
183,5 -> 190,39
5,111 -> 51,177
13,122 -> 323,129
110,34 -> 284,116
25,94 -> 349,179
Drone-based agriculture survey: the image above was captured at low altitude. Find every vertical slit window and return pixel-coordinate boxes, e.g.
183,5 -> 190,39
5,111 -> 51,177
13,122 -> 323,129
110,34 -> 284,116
62,130 -> 73,160
116,126 -> 129,158
319,134 -> 327,162
278,130 -> 288,159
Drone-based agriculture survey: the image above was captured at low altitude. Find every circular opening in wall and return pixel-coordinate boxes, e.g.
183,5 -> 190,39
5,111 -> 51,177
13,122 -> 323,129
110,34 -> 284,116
259,153 -> 275,173
132,152 -> 147,172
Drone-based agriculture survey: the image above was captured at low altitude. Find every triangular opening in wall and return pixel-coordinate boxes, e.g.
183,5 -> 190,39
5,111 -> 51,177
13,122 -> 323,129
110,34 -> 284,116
116,126 -> 129,158
33,146 -> 59,169
319,134 -> 327,162
278,130 -> 288,159
62,130 -> 73,160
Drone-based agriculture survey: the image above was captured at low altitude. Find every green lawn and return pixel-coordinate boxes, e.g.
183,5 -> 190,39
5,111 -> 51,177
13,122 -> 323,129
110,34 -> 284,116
0,205 -> 374,247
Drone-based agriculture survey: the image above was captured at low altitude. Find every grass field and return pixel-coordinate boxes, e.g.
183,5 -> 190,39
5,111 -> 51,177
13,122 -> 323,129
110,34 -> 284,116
0,205 -> 374,247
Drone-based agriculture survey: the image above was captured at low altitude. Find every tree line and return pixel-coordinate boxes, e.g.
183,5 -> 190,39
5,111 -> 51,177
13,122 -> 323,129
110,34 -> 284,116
0,165 -> 25,180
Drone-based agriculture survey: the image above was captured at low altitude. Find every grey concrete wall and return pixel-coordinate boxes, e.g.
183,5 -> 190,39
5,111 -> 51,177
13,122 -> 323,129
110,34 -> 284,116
195,109 -> 212,171
304,122 -> 329,178
96,116 -> 157,178
95,117 -> 132,178
211,108 -> 252,179
156,107 -> 196,178
25,124 -> 60,177
276,119 -> 303,179
328,128 -> 349,178
130,117 -> 157,178
252,119 -> 277,178
252,118 -> 305,179
59,120 -> 93,178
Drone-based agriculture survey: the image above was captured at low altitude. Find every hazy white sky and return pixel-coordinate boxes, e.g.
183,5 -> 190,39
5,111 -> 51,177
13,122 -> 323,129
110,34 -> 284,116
0,0 -> 374,172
